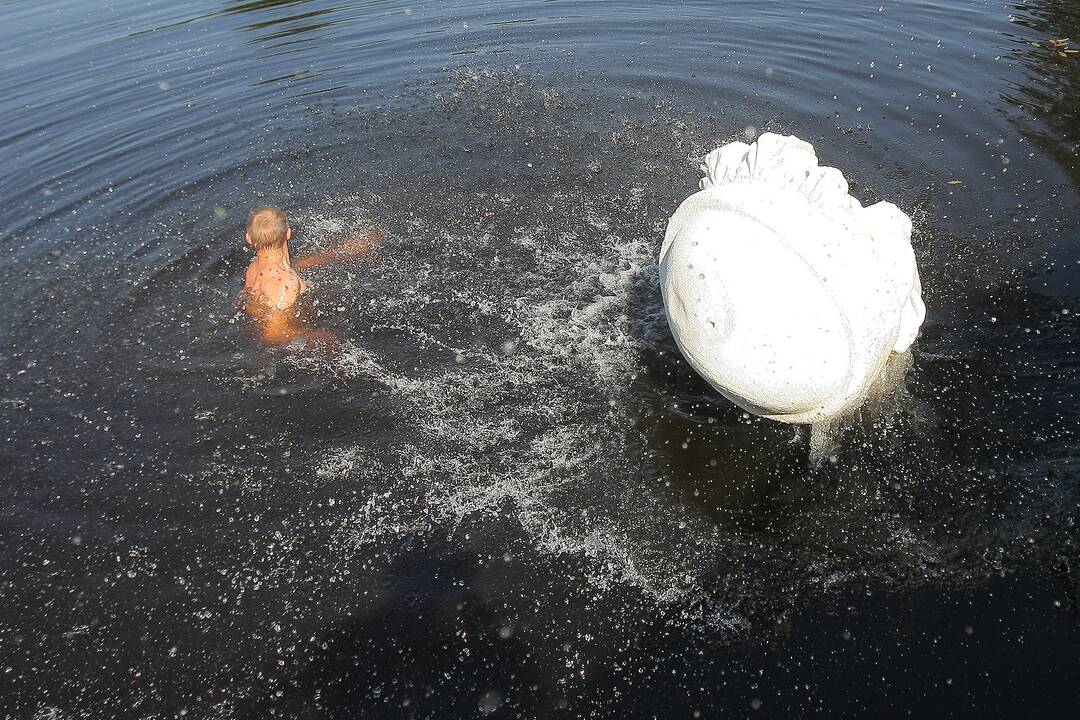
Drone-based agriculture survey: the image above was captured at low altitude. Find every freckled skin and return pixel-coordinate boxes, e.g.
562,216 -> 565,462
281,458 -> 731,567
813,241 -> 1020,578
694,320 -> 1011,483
242,224 -> 383,348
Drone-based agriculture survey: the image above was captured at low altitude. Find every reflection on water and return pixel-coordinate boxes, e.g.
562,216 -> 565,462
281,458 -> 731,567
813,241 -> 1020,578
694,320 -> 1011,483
130,0 -> 388,52
226,0 -> 321,12
1006,0 -> 1080,183
225,0 -> 345,45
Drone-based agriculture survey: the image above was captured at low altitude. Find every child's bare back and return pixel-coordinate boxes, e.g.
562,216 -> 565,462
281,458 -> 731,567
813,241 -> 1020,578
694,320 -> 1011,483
244,251 -> 307,311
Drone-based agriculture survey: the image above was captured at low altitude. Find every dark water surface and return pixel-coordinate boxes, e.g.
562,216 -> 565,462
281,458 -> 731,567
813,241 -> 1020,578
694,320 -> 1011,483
2,0 -> 1080,717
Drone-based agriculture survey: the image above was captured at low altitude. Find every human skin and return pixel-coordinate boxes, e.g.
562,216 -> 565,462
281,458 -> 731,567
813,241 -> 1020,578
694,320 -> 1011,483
243,227 -> 382,347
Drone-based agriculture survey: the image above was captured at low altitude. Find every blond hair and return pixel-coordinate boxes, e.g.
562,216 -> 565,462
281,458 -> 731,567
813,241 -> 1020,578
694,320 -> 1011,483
246,206 -> 289,249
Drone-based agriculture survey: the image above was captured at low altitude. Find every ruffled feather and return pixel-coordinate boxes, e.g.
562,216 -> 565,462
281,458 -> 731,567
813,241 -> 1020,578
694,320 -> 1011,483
701,133 -> 857,213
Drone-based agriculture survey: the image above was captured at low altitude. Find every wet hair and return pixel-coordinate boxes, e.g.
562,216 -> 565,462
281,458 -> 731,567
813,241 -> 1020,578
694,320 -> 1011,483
246,206 -> 289,249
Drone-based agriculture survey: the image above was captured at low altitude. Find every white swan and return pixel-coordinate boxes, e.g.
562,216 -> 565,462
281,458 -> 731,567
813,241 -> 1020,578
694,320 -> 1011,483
659,133 -> 925,446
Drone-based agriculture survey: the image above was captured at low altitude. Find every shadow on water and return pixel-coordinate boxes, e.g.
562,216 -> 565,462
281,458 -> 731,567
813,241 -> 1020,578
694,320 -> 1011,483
248,520 -> 1080,720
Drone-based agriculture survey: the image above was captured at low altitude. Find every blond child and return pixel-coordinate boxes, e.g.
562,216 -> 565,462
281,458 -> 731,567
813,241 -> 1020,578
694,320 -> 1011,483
242,205 -> 381,346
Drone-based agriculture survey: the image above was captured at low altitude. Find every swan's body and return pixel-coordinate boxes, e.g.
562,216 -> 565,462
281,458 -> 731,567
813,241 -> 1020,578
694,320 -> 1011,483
660,133 -> 925,434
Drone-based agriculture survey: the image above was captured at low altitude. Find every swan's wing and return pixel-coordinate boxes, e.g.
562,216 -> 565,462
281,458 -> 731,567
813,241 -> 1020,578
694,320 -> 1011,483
863,200 -> 925,352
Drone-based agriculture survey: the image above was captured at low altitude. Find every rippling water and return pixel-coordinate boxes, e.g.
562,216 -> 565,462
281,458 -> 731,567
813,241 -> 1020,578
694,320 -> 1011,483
2,0 -> 1079,717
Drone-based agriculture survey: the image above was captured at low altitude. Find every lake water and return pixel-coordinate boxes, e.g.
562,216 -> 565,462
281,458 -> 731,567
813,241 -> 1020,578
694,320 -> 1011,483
2,0 -> 1079,717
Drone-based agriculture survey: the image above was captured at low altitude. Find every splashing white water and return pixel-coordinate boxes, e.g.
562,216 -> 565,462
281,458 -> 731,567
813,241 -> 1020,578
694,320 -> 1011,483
260,183 -> 731,604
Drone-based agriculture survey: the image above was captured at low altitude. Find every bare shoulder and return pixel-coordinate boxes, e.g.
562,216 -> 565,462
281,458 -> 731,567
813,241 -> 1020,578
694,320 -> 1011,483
267,274 -> 302,310
244,261 -> 260,288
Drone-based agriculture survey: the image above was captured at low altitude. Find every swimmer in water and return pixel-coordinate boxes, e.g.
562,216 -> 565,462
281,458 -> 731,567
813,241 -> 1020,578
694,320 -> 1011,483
242,205 -> 381,347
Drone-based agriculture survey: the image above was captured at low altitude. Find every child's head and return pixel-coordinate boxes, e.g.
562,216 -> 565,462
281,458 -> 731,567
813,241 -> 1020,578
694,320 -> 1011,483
245,205 -> 291,250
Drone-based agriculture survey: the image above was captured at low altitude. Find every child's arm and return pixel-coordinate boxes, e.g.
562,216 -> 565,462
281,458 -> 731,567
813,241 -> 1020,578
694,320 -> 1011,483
294,229 -> 383,270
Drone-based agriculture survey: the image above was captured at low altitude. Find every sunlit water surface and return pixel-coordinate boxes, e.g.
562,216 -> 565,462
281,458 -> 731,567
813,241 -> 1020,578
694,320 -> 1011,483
2,0 -> 1079,717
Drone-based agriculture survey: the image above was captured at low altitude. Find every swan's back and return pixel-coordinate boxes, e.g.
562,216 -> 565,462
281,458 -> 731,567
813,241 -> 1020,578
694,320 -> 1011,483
660,133 -> 925,426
